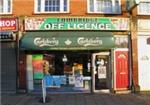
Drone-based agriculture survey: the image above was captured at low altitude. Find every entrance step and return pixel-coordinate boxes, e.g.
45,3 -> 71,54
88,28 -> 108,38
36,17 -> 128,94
114,90 -> 131,94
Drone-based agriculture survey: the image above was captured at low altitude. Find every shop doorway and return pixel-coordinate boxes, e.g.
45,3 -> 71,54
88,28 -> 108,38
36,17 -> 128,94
92,52 -> 111,92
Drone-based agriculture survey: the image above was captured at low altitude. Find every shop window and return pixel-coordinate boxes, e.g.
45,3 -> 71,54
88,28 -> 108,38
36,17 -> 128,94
138,2 -> 150,15
34,0 -> 69,13
87,0 -> 121,14
115,36 -> 128,48
0,0 -> 12,14
147,37 -> 150,45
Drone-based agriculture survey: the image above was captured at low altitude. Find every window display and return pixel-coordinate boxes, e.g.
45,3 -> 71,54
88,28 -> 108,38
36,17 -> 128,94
32,52 -> 92,93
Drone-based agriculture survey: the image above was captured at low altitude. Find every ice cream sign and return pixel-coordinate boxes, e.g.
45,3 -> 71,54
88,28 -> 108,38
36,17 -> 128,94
25,17 -> 129,31
0,18 -> 18,31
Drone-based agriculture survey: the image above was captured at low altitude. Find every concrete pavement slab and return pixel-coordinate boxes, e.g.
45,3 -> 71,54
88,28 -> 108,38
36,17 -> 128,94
1,93 -> 150,105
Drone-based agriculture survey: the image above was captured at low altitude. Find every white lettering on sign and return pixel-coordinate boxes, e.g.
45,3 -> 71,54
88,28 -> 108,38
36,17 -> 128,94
0,20 -> 16,27
78,37 -> 103,47
44,23 -> 64,30
34,37 -> 59,47
67,23 -> 111,30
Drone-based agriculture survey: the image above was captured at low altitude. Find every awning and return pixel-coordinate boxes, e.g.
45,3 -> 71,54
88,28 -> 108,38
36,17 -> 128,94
20,31 -> 115,50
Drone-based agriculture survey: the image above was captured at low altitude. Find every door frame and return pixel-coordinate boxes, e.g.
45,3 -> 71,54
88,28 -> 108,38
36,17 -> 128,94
114,48 -> 129,91
92,52 -> 111,93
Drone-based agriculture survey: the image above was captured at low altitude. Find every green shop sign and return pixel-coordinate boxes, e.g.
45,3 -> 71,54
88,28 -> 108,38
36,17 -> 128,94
25,17 -> 129,31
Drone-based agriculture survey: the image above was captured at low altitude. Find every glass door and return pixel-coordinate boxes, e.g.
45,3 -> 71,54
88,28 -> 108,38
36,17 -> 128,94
92,52 -> 111,92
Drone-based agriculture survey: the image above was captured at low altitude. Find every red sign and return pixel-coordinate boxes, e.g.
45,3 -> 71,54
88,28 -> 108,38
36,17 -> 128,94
0,18 -> 18,31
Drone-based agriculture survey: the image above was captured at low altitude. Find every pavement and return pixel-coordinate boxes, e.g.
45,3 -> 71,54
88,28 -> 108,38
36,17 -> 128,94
1,92 -> 150,105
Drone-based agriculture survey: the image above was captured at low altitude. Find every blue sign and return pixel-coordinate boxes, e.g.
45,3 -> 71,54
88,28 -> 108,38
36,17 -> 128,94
43,75 -> 67,87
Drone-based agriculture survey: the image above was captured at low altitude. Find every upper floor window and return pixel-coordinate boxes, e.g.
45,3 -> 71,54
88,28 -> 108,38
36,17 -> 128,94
87,0 -> 121,14
34,0 -> 69,13
138,2 -> 150,15
0,0 -> 12,14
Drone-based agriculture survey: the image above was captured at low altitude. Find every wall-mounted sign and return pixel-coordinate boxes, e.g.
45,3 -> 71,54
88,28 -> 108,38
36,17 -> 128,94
0,18 -> 18,31
138,19 -> 150,32
25,17 -> 129,31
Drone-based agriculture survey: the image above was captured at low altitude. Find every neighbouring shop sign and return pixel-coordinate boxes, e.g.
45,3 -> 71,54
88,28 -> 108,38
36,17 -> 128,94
0,18 -> 18,31
25,17 -> 129,31
138,19 -> 150,32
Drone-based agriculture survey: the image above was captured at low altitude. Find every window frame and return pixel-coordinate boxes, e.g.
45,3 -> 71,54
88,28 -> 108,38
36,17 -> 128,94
87,0 -> 121,14
0,0 -> 12,15
137,2 -> 150,15
34,0 -> 70,13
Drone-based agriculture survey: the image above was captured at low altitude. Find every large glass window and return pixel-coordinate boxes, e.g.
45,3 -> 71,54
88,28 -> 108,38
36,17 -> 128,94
32,52 -> 92,93
0,0 -> 12,14
87,0 -> 121,14
138,2 -> 150,15
34,0 -> 69,13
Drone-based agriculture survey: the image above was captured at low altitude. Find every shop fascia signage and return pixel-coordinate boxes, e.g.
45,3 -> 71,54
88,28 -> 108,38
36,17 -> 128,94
138,19 -> 150,32
25,17 -> 129,31
33,37 -> 103,47
0,18 -> 18,31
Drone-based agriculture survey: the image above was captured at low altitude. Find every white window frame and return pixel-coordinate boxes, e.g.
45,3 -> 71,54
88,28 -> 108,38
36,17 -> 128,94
34,0 -> 70,13
87,0 -> 121,14
0,0 -> 12,14
137,1 -> 150,15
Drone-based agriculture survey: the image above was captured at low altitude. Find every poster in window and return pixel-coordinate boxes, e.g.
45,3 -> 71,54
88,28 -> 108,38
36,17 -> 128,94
69,76 -> 75,85
75,76 -> 83,87
32,55 -> 44,79
98,66 -> 106,79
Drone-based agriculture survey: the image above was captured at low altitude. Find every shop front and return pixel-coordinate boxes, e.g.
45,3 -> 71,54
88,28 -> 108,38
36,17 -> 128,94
0,18 -> 18,93
20,31 -> 114,93
137,19 -> 150,91
19,17 -> 130,93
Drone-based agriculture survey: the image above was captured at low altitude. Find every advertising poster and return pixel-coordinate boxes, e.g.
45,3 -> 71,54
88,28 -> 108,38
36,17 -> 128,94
98,66 -> 106,79
69,76 -> 75,85
60,75 -> 67,85
32,55 -> 44,79
75,76 -> 83,87
52,76 -> 61,87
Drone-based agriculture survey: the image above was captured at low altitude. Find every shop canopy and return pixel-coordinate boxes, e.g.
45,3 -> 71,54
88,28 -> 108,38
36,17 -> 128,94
20,31 -> 115,50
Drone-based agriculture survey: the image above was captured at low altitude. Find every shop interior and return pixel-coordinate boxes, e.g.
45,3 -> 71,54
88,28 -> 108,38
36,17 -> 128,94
31,51 -> 94,93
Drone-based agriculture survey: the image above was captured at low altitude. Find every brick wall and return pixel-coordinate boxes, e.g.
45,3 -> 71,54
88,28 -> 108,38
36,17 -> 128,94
11,0 -> 128,17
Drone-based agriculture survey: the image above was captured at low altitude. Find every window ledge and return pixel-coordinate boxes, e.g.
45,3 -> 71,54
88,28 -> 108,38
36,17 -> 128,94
138,13 -> 150,16
86,12 -> 122,15
0,13 -> 13,16
33,12 -> 70,15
